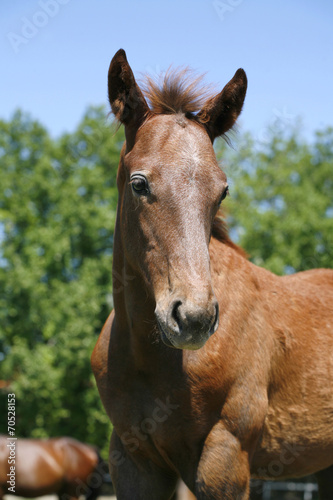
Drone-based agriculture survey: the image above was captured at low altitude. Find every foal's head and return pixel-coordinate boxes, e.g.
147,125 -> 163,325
109,49 -> 247,350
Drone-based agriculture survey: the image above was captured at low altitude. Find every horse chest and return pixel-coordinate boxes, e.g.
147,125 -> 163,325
107,376 -> 190,471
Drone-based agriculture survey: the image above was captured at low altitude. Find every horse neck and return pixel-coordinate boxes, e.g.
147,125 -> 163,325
112,204 -> 167,371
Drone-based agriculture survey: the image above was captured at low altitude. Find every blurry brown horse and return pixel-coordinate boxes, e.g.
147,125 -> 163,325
0,436 -> 106,500
92,49 -> 333,499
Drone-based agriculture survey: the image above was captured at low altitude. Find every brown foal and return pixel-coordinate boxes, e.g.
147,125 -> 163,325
92,49 -> 333,499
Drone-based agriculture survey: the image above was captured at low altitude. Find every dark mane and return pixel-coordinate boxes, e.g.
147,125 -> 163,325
142,68 -> 214,117
212,212 -> 248,258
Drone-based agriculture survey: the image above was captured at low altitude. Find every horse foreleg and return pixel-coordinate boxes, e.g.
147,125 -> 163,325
109,430 -> 178,500
194,424 -> 251,500
316,465 -> 333,500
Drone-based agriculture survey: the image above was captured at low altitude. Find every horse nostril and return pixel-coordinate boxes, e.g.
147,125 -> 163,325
168,298 -> 218,336
170,300 -> 182,332
159,296 -> 219,349
212,301 -> 219,332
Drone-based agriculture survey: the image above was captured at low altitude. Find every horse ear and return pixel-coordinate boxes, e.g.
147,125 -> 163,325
108,49 -> 150,130
197,69 -> 247,142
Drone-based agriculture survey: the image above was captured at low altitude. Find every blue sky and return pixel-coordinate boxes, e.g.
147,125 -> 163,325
1,0 -> 333,142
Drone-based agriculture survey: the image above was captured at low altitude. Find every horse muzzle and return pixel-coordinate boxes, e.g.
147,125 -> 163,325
155,297 -> 219,350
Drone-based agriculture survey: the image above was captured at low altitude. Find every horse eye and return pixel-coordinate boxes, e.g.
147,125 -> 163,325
131,175 -> 149,196
218,185 -> 229,206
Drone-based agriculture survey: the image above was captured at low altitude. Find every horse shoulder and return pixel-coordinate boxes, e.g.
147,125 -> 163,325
251,269 -> 333,477
277,268 -> 333,335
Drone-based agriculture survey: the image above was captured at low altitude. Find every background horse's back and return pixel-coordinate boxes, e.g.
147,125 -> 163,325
0,436 -> 105,500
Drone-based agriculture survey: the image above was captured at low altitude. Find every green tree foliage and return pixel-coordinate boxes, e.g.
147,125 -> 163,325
0,107 -> 124,455
219,125 -> 333,274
